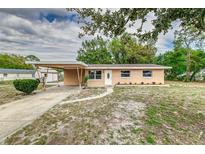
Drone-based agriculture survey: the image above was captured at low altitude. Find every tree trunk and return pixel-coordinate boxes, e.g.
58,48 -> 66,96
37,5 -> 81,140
190,71 -> 197,81
186,48 -> 191,82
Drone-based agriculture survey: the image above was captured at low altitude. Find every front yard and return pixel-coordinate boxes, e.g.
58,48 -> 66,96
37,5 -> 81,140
4,81 -> 205,144
0,81 -> 53,105
0,81 -> 26,105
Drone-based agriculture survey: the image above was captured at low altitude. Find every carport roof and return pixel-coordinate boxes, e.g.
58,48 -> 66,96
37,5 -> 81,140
27,61 -> 87,66
26,61 -> 88,69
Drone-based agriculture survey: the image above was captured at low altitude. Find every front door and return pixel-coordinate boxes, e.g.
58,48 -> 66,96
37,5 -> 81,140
104,70 -> 112,86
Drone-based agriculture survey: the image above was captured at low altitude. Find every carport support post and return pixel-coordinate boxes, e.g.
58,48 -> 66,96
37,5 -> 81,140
80,68 -> 83,87
77,67 -> 81,89
43,67 -> 49,91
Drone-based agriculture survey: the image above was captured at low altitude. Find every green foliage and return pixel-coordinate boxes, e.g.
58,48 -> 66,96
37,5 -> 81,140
174,26 -> 205,50
26,55 -> 40,62
83,75 -> 89,83
109,33 -> 156,64
0,53 -> 33,69
77,36 -> 112,64
13,79 -> 40,94
155,48 -> 205,81
146,133 -> 156,144
69,8 -> 204,41
77,34 -> 156,64
174,25 -> 205,81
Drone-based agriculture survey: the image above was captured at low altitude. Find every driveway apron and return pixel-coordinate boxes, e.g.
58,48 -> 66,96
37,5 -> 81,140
0,86 -> 79,143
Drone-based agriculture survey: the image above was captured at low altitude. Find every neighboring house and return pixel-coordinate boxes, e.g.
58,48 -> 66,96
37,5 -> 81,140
35,67 -> 58,82
195,69 -> 205,81
28,61 -> 172,87
177,69 -> 205,81
0,68 -> 35,81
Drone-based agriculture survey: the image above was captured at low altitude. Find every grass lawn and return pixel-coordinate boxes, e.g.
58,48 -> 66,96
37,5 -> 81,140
4,81 -> 205,144
0,81 -> 26,105
0,80 -> 54,105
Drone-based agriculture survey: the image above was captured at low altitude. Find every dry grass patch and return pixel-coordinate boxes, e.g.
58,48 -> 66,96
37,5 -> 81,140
63,87 -> 106,101
4,81 -> 205,144
0,81 -> 54,105
0,81 -> 25,105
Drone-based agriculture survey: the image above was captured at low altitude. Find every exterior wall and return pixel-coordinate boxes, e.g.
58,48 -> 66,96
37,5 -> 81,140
63,69 -> 165,87
0,73 -> 34,81
112,69 -> 164,85
64,69 -> 81,86
85,70 -> 105,87
84,69 -> 164,87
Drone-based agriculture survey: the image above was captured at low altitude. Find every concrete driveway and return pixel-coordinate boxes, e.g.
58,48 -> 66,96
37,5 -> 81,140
0,86 -> 79,143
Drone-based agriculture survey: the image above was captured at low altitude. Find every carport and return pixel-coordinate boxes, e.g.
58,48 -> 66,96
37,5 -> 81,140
27,61 -> 88,89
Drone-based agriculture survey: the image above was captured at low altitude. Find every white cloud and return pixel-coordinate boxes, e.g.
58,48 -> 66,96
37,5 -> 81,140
0,9 -> 179,61
0,9 -> 89,61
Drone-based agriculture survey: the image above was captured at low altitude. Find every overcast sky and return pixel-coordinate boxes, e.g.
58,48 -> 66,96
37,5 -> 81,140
0,8 -> 179,61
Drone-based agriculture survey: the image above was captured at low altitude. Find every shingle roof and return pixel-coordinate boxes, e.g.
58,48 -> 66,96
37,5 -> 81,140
0,68 -> 35,74
87,64 -> 171,69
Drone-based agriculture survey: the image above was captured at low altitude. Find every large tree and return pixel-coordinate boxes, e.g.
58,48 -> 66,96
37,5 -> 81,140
0,53 -> 33,69
174,25 -> 205,81
109,33 -> 156,64
26,55 -> 40,62
77,34 -> 156,64
155,48 -> 205,81
68,8 -> 205,41
77,36 -> 112,64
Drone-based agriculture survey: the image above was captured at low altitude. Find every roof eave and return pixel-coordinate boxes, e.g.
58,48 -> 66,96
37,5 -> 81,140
86,66 -> 172,69
26,61 -> 88,67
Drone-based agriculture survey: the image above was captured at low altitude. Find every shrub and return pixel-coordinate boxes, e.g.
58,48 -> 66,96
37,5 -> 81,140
13,79 -> 40,94
141,82 -> 144,85
83,75 -> 89,83
83,75 -> 89,87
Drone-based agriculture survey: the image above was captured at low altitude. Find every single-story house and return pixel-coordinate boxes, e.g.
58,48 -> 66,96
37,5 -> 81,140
27,61 -> 171,87
0,68 -> 35,81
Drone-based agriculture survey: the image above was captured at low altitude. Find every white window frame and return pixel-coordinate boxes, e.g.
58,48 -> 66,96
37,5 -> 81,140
143,70 -> 152,78
121,70 -> 130,78
88,70 -> 102,80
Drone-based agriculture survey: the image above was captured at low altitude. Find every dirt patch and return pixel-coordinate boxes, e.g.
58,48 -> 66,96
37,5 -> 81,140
99,101 -> 145,144
108,101 -> 145,129
4,81 -> 205,145
63,87 -> 106,101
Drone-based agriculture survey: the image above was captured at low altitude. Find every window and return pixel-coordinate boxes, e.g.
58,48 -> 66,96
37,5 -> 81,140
96,71 -> 102,79
89,70 -> 102,79
3,73 -> 7,77
121,70 -> 130,77
89,70 -> 95,79
143,70 -> 152,77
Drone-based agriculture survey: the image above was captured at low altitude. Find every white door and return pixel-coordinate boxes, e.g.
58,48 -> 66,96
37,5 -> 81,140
105,70 -> 112,86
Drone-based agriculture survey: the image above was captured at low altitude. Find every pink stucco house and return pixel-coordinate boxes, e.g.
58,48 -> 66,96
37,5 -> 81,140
28,61 -> 171,87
